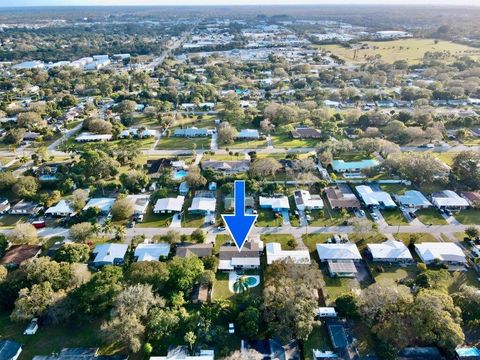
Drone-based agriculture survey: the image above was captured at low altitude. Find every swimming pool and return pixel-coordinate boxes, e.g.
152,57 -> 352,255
173,170 -> 188,180
245,276 -> 260,287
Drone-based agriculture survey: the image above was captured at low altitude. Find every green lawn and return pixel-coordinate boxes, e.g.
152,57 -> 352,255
394,232 -> 438,245
223,139 -> 267,149
182,213 -> 205,228
415,208 -> 448,225
260,234 -> 297,249
380,208 -> 409,226
455,209 -> 480,225
302,233 -> 334,252
271,134 -> 319,148
323,275 -> 360,305
370,264 -> 418,286
304,324 -> 332,360
380,183 -> 413,195
256,209 -> 283,227
136,210 -> 173,228
350,232 -> 388,251
307,206 -> 351,227
156,136 -> 211,150
215,234 -> 233,253
0,215 -> 27,229
0,311 -> 120,359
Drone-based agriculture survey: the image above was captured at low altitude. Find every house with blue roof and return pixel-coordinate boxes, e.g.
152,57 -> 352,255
92,243 -> 129,267
456,347 -> 480,360
332,159 -> 378,173
0,340 -> 22,360
395,190 -> 432,209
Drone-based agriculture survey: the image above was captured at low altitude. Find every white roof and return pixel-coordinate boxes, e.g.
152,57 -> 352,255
432,190 -> 469,208
153,196 -> 185,213
265,242 -> 311,265
317,307 -> 337,316
367,240 -> 413,260
83,198 -> 115,213
45,200 -> 74,215
75,132 -> 112,141
134,243 -> 171,261
93,243 -> 128,264
237,129 -> 260,138
127,195 -> 150,214
316,243 -> 362,261
294,190 -> 324,209
188,197 -> 216,212
218,257 -> 261,270
396,190 -> 432,207
259,196 -> 290,210
119,128 -> 157,137
356,185 -> 396,207
415,242 -> 466,263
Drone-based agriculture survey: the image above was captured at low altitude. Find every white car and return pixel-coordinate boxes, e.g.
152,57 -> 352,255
370,212 -> 379,220
228,323 -> 235,334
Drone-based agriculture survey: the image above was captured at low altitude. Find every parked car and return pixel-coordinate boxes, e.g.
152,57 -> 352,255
127,221 -> 135,228
228,323 -> 235,334
134,214 -> 144,222
409,212 -> 417,219
370,212 -> 379,220
31,220 -> 46,229
217,226 -> 225,231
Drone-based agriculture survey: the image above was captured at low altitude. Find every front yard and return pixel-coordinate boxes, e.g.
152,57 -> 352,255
455,209 -> 480,225
271,134 -> 318,148
260,234 -> 297,249
256,209 -> 283,227
156,136 -> 211,150
415,208 -> 448,225
380,208 -> 409,226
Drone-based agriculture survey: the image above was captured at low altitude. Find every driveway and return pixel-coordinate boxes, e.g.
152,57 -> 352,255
371,208 -> 388,227
205,213 -> 215,225
169,213 -> 182,228
210,133 -> 218,151
298,210 -> 308,226
280,210 -> 290,225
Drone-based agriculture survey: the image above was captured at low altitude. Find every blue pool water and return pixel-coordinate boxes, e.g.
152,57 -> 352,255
173,170 -> 188,180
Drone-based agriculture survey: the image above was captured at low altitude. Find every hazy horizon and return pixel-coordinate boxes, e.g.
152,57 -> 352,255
1,0 -> 480,8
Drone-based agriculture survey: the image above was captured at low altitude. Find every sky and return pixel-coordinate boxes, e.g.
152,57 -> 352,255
1,0 -> 480,6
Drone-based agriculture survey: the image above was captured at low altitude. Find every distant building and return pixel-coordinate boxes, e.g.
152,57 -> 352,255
150,347 -> 214,360
32,347 -> 128,360
218,241 -> 262,271
45,200 -> 75,217
265,242 -> 310,265
0,245 -> 42,268
456,347 -> 480,360
174,127 -> 212,137
201,160 -> 250,174
395,190 -> 432,209
75,132 -> 112,142
153,196 -> 185,214
126,195 -> 150,215
237,129 -> 260,140
9,200 -> 41,215
188,197 -> 216,215
332,159 -> 378,173
176,243 -> 214,258
367,240 -> 413,262
146,158 -> 172,178
290,127 -> 322,139
259,196 -> 290,211
83,198 -> 115,214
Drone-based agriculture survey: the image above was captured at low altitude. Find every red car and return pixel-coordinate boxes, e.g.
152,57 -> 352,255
31,220 -> 46,229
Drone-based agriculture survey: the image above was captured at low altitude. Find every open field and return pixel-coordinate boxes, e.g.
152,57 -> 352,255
381,208 -> 409,226
156,136 -> 211,150
260,234 -> 296,249
271,134 -> 319,148
415,208 -> 448,225
316,39 -> 480,64
223,139 -> 267,149
455,209 -> 480,225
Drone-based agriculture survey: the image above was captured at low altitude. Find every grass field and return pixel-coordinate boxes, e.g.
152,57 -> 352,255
260,234 -> 297,249
371,264 -> 418,286
394,232 -> 438,244
304,324 -> 332,360
136,209 -> 173,228
455,209 -> 480,225
156,136 -> 211,150
415,208 -> 448,225
380,183 -> 413,195
0,214 -> 27,229
256,209 -> 283,227
380,208 -> 409,226
429,152 -> 459,166
223,139 -> 267,149
317,39 -> 480,64
271,134 -> 319,148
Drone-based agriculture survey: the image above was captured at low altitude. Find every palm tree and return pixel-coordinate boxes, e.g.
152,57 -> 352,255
92,223 -> 101,237
233,276 -> 250,294
102,219 -> 112,235
114,225 -> 126,241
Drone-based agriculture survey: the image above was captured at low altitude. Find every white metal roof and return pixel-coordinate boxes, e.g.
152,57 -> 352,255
134,243 -> 171,261
265,242 -> 311,265
432,190 -> 469,208
415,242 -> 466,263
93,243 -> 128,264
188,197 -> 216,213
259,196 -> 290,210
367,240 -> 413,260
316,243 -> 362,261
154,196 -> 185,213
45,200 -> 74,215
356,185 -> 396,207
83,198 -> 115,213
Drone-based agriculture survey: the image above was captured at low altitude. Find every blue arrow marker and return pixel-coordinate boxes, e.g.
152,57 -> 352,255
222,180 -> 258,251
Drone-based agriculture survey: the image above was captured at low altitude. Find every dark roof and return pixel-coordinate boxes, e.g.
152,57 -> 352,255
32,348 -> 128,360
0,245 -> 42,266
325,185 -> 361,209
219,241 -> 261,261
176,243 -> 213,258
146,158 -> 172,175
0,340 -> 22,360
327,324 -> 348,349
243,339 -> 300,360
399,347 -> 441,359
291,127 -> 322,139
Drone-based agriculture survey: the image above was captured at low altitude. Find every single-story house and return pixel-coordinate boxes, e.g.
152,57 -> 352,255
456,347 -> 480,360
201,160 -> 250,174
83,198 -> 115,214
316,243 -> 362,262
199,102 -> 215,111
134,243 -> 170,261
75,132 -> 112,142
327,260 -> 358,277
224,195 -> 254,211
327,324 -> 348,350
367,240 -> 413,262
153,196 -> 185,214
32,347 -> 128,360
0,245 -> 42,267
395,190 -> 432,209
0,340 -> 22,360
218,241 -> 262,271
188,197 -> 216,215
237,129 -> 260,140
92,243 -> 129,267
146,158 -> 172,178
294,190 -> 323,211
325,185 -> 361,210
356,185 -> 396,208
317,307 -> 337,318
174,127 -> 213,137
9,200 -> 41,215
176,243 -> 214,258
399,347 -> 442,360
126,195 -> 150,215
241,339 -> 300,360
415,242 -> 467,265
332,159 -> 378,173
312,350 -> 340,359
259,196 -> 290,212
45,200 -> 75,217
119,128 -> 156,138
290,127 -> 322,139
461,191 -> 480,207
0,198 -> 11,214
265,242 -> 311,265
431,190 -> 469,210
179,181 -> 190,196
150,347 -> 214,360
180,103 -> 196,111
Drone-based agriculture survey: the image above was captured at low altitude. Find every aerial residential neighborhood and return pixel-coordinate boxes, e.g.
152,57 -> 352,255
0,2 -> 480,360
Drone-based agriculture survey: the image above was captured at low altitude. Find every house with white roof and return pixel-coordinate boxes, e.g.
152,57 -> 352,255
395,190 -> 431,209
174,127 -> 213,137
356,185 -> 396,209
415,242 -> 467,266
119,128 -> 157,138
294,190 -> 323,211
259,196 -> 290,212
75,132 -> 112,142
367,240 -> 413,262
265,242 -> 311,265
237,129 -> 260,140
83,198 -> 116,214
150,347 -> 214,360
127,195 -> 150,215
188,197 -> 216,214
92,243 -> 128,267
153,196 -> 185,214
431,190 -> 469,210
134,243 -> 171,261
332,159 -> 378,173
316,243 -> 362,262
45,200 -> 75,217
